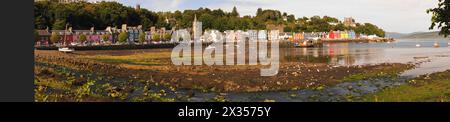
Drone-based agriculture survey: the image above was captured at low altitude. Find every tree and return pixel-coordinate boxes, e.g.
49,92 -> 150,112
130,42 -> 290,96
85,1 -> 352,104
163,33 -> 172,41
101,33 -> 110,42
118,31 -> 128,43
334,23 -> 348,31
256,8 -> 263,16
35,1 -> 158,30
286,15 -> 295,22
199,13 -> 214,30
231,6 -> 239,17
138,31 -> 146,44
35,16 -> 47,29
50,32 -> 59,44
79,34 -> 87,44
428,0 -> 450,37
52,19 -> 66,30
350,23 -> 385,37
34,2 -> 388,36
152,33 -> 160,42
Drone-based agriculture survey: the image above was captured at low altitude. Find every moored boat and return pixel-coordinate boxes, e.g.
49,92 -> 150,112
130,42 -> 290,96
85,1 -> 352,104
434,42 -> 440,47
294,40 -> 314,47
58,47 -> 75,53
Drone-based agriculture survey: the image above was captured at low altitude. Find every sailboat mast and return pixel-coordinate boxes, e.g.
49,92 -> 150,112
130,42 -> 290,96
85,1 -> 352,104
64,24 -> 68,46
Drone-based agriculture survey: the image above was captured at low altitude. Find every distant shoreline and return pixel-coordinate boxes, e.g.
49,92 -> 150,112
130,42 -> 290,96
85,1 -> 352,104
387,31 -> 450,40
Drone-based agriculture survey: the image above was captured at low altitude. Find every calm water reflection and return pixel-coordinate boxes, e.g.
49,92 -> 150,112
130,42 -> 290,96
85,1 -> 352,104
187,39 -> 450,101
281,39 -> 450,76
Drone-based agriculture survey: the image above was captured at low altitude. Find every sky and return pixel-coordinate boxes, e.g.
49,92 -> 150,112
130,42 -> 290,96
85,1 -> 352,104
89,0 -> 441,33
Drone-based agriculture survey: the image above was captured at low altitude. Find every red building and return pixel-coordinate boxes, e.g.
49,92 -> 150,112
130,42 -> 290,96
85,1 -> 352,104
328,31 -> 335,39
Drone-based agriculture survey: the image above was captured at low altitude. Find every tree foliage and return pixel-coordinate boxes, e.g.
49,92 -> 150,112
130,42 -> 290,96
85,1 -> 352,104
163,33 -> 172,41
118,32 -> 128,43
139,31 -> 146,43
52,19 -> 66,30
50,32 -> 59,43
79,34 -> 87,43
231,6 -> 239,17
34,1 -> 158,30
353,23 -> 385,37
428,0 -> 450,37
34,1 -> 386,37
152,33 -> 160,41
101,33 -> 110,41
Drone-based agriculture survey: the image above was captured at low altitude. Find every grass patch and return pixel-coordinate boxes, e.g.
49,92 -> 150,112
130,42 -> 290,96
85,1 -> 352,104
339,72 -> 397,82
363,71 -> 450,102
364,80 -> 450,102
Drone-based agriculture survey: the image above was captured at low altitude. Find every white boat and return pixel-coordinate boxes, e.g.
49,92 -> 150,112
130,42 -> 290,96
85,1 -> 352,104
58,47 -> 75,53
416,44 -> 421,47
294,40 -> 314,47
70,42 -> 80,46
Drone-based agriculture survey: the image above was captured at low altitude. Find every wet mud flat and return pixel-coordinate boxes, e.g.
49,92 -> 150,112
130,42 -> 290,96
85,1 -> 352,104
34,49 -> 414,102
187,77 -> 409,102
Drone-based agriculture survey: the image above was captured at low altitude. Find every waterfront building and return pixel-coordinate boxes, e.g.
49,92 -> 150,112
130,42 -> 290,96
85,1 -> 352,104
335,31 -> 341,39
348,30 -> 356,39
319,32 -> 327,39
268,30 -> 280,41
36,30 -> 51,44
149,26 -> 170,41
145,32 -> 151,42
343,31 -> 349,39
279,33 -> 292,40
328,31 -> 335,39
367,35 -> 379,40
257,30 -> 267,41
127,27 -> 137,43
293,32 -> 304,41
